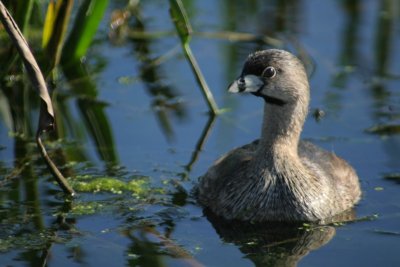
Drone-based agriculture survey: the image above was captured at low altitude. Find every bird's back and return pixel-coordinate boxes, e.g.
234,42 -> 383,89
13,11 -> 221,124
298,141 -> 361,210
196,139 -> 361,222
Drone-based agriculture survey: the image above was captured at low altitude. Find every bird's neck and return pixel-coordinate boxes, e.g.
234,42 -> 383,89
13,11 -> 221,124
258,98 -> 308,158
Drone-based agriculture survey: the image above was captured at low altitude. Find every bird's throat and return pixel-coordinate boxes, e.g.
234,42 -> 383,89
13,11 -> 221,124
251,92 -> 286,106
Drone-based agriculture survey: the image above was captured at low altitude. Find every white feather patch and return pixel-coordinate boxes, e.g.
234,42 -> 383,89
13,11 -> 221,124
228,75 -> 263,93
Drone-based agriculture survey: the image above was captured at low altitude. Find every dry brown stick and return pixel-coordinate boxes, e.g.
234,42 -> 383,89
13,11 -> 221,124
36,134 -> 75,195
0,1 -> 75,196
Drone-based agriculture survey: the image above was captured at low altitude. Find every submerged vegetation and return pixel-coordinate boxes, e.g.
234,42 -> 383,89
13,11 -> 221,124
71,176 -> 154,196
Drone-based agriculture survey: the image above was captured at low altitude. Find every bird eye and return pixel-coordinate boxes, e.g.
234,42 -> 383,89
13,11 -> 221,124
262,66 -> 276,78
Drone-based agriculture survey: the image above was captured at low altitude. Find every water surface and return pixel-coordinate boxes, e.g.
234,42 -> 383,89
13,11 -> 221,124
1,1 -> 400,266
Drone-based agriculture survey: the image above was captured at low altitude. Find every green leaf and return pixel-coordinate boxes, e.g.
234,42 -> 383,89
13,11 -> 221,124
61,0 -> 108,65
14,0 -> 34,34
42,0 -> 57,48
169,0 -> 192,44
42,0 -> 74,69
168,0 -> 219,114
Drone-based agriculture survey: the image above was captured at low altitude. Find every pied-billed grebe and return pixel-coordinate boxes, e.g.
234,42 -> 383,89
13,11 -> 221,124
196,49 -> 361,222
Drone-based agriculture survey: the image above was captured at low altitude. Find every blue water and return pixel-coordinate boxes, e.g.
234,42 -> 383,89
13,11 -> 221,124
1,0 -> 400,266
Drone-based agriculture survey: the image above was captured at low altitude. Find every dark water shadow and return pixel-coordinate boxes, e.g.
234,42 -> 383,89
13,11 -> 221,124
62,61 -> 119,165
180,114 -> 216,179
126,3 -> 187,142
124,225 -> 204,267
203,208 -> 358,267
